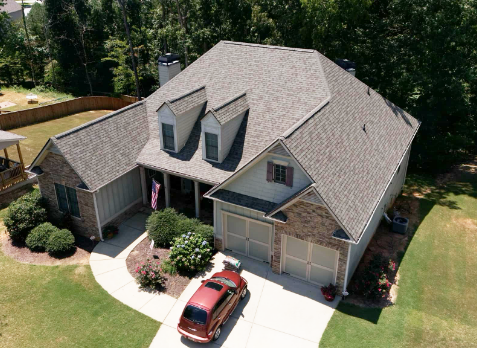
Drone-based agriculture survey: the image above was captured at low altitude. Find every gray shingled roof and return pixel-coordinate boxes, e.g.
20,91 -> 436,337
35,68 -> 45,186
138,41 -> 330,184
208,92 -> 249,125
51,102 -> 149,191
163,86 -> 207,115
0,0 -> 21,14
283,53 -> 420,242
210,189 -> 287,222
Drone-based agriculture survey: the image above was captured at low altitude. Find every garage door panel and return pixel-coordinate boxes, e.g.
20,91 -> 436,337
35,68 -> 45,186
227,233 -> 246,255
227,215 -> 246,237
311,244 -> 337,270
249,221 -> 270,244
249,241 -> 269,262
285,257 -> 307,280
309,266 -> 334,286
286,236 -> 308,261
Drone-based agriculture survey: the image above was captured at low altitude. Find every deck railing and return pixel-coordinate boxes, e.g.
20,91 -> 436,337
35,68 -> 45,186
0,158 -> 26,191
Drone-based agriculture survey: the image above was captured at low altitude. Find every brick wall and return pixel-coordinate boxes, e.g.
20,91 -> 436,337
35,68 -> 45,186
37,152 -> 100,239
214,236 -> 223,251
272,200 -> 349,291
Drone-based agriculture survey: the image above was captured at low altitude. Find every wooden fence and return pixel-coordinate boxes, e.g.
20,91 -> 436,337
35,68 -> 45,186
0,96 -> 131,130
120,95 -> 139,103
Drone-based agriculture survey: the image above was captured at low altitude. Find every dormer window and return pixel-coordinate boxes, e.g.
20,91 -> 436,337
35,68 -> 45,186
162,123 -> 175,151
205,133 -> 219,161
273,164 -> 287,185
267,161 -> 294,187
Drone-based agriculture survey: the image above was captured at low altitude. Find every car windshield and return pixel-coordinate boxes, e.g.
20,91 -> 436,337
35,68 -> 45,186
183,305 -> 208,325
211,277 -> 236,288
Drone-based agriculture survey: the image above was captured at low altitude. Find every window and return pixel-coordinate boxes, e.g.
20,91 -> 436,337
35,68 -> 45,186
205,132 -> 218,161
162,123 -> 175,151
183,305 -> 208,325
54,183 -> 81,218
213,290 -> 234,320
273,164 -> 287,185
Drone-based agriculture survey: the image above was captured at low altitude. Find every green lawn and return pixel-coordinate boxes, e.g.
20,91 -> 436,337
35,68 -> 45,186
5,110 -> 113,165
320,172 -> 477,347
0,212 -> 159,347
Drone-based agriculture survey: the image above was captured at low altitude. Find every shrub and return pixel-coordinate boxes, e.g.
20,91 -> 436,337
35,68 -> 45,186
46,229 -> 75,256
160,258 -> 177,275
135,259 -> 166,289
354,254 -> 395,300
49,211 -> 73,231
176,217 -> 200,236
194,224 -> 214,246
169,232 -> 213,272
147,208 -> 182,247
25,222 -> 58,252
4,191 -> 47,243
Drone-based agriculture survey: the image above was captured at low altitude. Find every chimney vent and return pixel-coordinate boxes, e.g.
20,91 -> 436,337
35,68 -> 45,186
158,53 -> 181,87
335,59 -> 356,77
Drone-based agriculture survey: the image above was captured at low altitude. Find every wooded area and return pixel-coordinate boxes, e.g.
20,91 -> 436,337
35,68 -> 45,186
0,0 -> 476,172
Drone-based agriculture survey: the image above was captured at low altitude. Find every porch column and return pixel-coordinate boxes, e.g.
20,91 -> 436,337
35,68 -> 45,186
139,166 -> 148,205
194,180 -> 200,218
3,148 -> 8,159
164,172 -> 170,208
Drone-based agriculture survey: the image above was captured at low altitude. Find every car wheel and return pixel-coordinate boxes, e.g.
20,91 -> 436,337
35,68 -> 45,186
240,286 -> 247,300
213,326 -> 221,341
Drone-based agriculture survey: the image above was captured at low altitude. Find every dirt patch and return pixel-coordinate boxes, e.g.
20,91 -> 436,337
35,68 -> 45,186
453,217 -> 477,230
0,90 -> 53,110
126,237 -> 196,298
0,232 -> 94,266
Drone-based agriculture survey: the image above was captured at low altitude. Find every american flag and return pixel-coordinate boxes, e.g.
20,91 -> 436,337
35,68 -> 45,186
151,179 -> 161,210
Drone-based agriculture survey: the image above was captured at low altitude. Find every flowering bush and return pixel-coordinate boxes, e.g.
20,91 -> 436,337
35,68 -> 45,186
169,232 -> 213,272
354,254 -> 395,300
321,283 -> 337,301
135,259 -> 165,289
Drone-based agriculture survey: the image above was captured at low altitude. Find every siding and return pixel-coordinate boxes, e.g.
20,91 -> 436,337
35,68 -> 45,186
346,146 -> 411,287
96,167 -> 142,225
215,200 -> 273,239
220,111 -> 245,161
300,190 -> 323,205
225,154 -> 311,203
268,143 -> 289,157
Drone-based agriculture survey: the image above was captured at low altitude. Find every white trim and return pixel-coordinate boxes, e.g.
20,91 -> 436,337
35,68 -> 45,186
222,211 -> 272,263
100,197 -> 142,227
206,196 -> 273,217
272,159 -> 289,166
281,97 -> 330,138
213,200 -> 217,238
203,131 -> 221,163
139,162 -> 218,185
93,191 -> 103,241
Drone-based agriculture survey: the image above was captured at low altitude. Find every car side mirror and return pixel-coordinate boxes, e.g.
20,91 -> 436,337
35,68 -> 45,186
201,279 -> 206,283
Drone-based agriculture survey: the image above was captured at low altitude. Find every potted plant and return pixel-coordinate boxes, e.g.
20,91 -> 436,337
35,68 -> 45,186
102,225 -> 119,239
321,283 -> 337,302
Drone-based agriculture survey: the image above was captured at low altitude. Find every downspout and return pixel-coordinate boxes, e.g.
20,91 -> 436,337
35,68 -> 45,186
93,191 -> 103,241
343,244 -> 351,294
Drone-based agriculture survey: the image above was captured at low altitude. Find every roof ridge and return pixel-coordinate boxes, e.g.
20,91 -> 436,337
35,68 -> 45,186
54,100 -> 145,140
222,41 -> 315,53
212,92 -> 247,112
168,85 -> 206,104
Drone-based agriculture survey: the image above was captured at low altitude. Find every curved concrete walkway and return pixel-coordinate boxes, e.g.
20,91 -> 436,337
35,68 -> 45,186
89,212 -> 177,322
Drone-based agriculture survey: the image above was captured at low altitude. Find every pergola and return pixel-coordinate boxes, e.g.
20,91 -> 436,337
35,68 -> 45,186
0,130 -> 27,191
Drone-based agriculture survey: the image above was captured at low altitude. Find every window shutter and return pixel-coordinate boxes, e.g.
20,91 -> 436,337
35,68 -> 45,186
266,162 -> 273,182
286,166 -> 294,187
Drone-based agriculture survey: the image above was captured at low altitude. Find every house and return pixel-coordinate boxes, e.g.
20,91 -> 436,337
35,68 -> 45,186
0,0 -> 22,21
30,41 -> 420,293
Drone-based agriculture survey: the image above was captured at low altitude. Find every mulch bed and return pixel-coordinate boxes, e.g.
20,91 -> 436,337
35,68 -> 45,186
126,237 -> 198,298
0,231 -> 95,266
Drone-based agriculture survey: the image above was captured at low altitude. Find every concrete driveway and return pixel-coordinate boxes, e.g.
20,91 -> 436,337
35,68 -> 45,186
149,251 -> 339,348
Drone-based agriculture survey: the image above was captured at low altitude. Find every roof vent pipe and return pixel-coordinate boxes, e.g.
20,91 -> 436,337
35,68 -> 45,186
158,53 -> 181,87
335,59 -> 356,77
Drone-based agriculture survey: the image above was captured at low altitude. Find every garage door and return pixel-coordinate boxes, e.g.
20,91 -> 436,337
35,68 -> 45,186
224,213 -> 272,263
283,236 -> 338,286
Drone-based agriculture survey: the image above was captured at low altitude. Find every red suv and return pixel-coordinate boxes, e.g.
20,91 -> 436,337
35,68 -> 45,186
177,270 -> 248,343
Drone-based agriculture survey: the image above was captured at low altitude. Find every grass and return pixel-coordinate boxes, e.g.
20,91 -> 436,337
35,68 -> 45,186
320,170 -> 477,347
0,86 -> 74,111
0,197 -> 160,348
4,110 -> 113,165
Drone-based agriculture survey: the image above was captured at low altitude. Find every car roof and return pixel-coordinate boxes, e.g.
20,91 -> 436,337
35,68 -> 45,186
188,280 -> 230,311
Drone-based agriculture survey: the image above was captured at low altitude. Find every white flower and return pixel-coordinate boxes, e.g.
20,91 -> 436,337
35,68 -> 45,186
198,255 -> 201,259
185,241 -> 188,244
170,246 -> 173,250
201,241 -> 207,246
187,232 -> 191,235
195,248 -> 200,252
191,255 -> 195,259
182,234 -> 186,237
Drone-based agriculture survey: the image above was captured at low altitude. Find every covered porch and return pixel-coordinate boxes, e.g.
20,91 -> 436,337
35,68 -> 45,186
0,130 -> 27,192
139,166 -> 214,225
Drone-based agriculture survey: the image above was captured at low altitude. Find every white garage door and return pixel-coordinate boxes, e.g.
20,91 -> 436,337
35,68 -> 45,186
224,212 -> 272,263
283,236 -> 338,286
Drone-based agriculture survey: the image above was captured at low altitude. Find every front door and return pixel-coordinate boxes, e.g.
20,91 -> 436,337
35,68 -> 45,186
223,212 -> 272,263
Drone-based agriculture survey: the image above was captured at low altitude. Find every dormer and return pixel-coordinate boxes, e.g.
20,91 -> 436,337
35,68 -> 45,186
157,86 -> 207,153
201,93 -> 248,163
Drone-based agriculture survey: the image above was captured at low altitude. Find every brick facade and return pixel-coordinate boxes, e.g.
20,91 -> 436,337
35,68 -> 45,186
272,200 -> 349,291
214,236 -> 224,251
37,152 -> 100,239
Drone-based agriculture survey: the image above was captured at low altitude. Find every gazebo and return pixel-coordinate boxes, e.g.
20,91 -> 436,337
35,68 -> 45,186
0,130 -> 27,191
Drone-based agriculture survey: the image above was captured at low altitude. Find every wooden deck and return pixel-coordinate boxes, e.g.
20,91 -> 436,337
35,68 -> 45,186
0,157 -> 27,192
